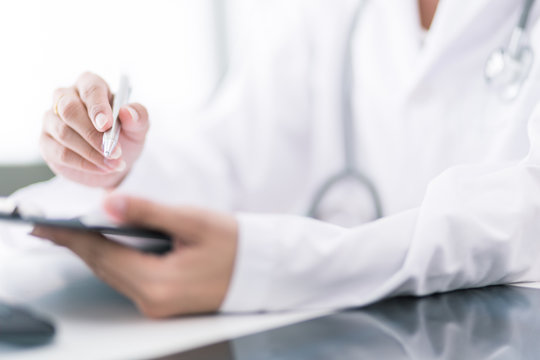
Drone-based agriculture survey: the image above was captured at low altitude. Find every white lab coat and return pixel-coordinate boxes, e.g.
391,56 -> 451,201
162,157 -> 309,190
3,0 -> 540,311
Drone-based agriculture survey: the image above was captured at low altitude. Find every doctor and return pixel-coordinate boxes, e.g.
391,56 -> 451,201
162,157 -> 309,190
32,0 -> 540,318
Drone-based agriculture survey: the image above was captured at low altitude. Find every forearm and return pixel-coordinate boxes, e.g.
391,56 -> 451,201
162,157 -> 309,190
222,162 -> 540,312
222,210 -> 417,312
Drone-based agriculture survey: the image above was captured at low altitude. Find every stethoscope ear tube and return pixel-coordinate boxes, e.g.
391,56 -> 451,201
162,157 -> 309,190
519,0 -> 536,29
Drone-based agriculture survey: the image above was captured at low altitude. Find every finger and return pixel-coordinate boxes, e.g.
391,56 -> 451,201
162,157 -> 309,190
75,72 -> 113,132
43,111 -> 125,171
53,88 -> 106,154
117,103 -> 150,142
30,226 -> 159,300
103,194 -> 207,239
40,133 -> 109,174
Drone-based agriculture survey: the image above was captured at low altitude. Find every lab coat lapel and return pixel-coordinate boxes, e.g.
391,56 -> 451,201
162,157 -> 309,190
406,0 -> 516,92
380,0 -> 424,86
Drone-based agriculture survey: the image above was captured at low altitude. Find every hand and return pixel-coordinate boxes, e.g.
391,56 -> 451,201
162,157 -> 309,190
31,194 -> 238,318
40,72 -> 150,188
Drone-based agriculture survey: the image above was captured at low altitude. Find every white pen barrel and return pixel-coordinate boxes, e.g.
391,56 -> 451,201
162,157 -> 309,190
103,75 -> 131,156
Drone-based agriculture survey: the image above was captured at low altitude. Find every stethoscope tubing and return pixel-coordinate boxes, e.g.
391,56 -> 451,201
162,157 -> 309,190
307,169 -> 383,219
308,0 -> 535,223
308,0 -> 383,221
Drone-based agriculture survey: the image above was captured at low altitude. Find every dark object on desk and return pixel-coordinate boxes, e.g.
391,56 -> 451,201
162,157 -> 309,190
0,302 -> 55,346
159,285 -> 540,360
0,163 -> 54,197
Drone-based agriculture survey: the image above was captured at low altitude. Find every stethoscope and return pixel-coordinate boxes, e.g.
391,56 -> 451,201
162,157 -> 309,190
308,0 -> 536,225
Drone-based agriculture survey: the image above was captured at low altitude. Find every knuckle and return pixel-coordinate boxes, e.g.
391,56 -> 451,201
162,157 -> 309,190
138,305 -> 170,319
76,155 -> 86,170
53,87 -> 68,101
136,303 -> 161,319
78,71 -> 95,81
86,147 -> 102,164
59,147 -> 72,164
137,302 -> 166,319
143,284 -> 169,305
137,283 -> 174,318
77,72 -> 100,88
85,128 -> 102,148
81,161 -> 101,173
127,200 -> 148,220
56,123 -> 71,143
80,84 -> 103,101
58,98 -> 81,120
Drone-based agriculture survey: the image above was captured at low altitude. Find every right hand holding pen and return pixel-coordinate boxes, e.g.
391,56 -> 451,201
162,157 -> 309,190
40,72 -> 149,188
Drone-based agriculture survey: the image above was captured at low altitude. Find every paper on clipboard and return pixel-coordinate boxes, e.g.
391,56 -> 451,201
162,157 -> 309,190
0,198 -> 172,255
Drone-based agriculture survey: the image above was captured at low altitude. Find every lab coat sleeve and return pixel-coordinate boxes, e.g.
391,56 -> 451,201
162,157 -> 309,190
221,104 -> 540,312
117,9 -> 315,214
117,70 -> 312,212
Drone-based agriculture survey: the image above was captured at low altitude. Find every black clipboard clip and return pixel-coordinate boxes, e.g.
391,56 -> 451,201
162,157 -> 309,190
0,198 -> 172,255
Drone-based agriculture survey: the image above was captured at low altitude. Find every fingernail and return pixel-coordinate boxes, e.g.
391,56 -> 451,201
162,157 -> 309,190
103,159 -> 126,172
114,160 -> 126,172
104,158 -> 119,171
126,106 -> 138,122
107,195 -> 127,216
110,146 -> 122,160
95,113 -> 108,130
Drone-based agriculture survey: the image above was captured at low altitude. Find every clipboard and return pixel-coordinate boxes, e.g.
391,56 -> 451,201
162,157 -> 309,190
0,198 -> 172,254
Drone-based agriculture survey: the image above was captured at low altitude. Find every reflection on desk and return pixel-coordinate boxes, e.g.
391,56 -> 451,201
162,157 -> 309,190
0,275 -> 326,360
165,286 -> 540,360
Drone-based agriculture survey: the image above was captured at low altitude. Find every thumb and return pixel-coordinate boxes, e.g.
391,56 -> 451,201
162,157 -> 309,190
118,103 -> 149,142
103,193 -> 205,239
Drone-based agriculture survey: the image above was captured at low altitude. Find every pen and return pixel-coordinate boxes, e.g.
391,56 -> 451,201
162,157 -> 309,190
102,75 -> 131,158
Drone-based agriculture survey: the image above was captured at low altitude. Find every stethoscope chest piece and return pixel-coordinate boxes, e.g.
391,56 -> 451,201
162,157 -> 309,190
485,42 -> 534,101
309,0 -> 536,225
484,0 -> 536,102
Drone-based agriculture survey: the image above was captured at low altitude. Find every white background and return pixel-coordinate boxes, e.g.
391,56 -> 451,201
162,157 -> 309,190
0,0 -> 223,164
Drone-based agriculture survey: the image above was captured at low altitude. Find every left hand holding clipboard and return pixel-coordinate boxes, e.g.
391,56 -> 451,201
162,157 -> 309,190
30,193 -> 239,318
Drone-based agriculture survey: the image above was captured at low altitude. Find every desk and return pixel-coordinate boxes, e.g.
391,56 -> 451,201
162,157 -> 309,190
0,179 -> 328,360
1,251 -> 540,360
162,285 -> 540,360
4,279 -> 539,360
0,275 -> 326,360
2,178 -> 540,359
